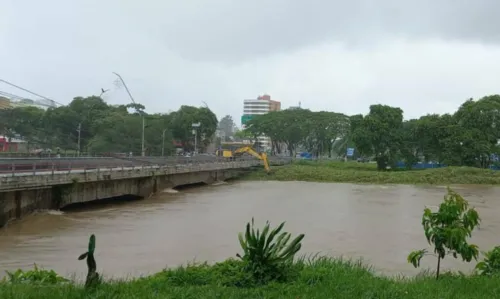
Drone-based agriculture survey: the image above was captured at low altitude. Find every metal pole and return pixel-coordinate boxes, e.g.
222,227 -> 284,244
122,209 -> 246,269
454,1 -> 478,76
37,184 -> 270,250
77,123 -> 81,157
141,116 -> 145,157
112,72 -> 145,157
194,129 -> 197,156
162,128 -> 167,157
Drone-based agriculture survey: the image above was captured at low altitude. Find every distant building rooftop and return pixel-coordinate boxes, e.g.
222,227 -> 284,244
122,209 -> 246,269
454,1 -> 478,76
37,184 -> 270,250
0,96 -> 56,110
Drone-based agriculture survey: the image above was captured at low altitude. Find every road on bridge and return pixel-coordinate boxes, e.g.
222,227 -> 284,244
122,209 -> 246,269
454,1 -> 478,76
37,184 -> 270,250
0,155 -> 291,174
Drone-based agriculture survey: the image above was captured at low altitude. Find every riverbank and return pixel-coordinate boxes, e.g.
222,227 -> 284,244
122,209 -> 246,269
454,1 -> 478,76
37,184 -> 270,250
1,258 -> 498,298
249,160 -> 500,185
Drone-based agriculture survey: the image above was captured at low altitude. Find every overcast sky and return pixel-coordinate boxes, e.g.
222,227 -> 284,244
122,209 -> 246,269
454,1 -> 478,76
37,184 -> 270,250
2,0 -> 500,125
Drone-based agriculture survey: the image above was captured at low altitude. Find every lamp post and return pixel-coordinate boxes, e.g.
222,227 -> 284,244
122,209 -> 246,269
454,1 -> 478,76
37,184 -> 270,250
459,141 -> 463,165
192,122 -> 201,155
162,128 -> 168,157
112,72 -> 145,156
77,100 -> 103,157
76,123 -> 81,157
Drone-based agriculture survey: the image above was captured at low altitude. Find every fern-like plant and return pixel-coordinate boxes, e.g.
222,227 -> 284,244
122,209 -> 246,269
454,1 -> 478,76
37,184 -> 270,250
236,218 -> 304,284
78,234 -> 100,287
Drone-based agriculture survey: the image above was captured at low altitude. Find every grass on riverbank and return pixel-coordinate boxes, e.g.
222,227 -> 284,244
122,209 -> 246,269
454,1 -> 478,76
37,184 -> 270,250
250,160 -> 500,185
1,258 -> 500,299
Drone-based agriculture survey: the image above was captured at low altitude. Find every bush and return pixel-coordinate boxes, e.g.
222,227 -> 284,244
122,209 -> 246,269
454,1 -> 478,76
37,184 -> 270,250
476,246 -> 500,276
149,259 -> 255,288
2,264 -> 68,285
236,218 -> 305,285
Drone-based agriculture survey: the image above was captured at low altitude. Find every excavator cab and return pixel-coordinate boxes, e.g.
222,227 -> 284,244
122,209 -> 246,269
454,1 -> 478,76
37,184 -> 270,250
216,149 -> 234,160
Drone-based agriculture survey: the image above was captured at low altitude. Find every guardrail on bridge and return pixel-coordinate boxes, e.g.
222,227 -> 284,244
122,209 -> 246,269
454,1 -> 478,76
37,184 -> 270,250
0,156 -> 292,177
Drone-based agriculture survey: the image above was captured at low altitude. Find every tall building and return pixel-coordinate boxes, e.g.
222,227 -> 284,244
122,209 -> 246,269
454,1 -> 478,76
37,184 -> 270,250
241,94 -> 281,150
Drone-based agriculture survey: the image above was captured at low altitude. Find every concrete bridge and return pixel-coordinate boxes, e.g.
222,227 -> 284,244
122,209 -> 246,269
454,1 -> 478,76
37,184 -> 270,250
0,158 -> 290,227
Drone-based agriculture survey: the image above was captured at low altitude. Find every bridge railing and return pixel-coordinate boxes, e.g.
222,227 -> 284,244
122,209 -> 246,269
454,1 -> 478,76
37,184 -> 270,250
0,156 -> 292,177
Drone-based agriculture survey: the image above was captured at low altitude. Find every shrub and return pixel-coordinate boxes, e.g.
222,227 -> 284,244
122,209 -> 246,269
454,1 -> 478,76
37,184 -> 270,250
408,188 -> 480,279
476,246 -> 500,276
150,259 -> 255,288
236,218 -> 305,285
2,264 -> 68,284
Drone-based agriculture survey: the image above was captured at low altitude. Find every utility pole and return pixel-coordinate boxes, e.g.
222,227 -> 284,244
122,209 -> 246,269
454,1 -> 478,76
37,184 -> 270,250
162,128 -> 168,157
194,130 -> 197,155
77,123 -> 81,157
142,116 -> 145,156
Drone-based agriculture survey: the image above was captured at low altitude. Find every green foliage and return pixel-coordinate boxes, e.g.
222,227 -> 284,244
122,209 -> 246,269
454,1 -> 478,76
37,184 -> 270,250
2,264 -> 68,284
244,109 -> 349,156
149,259 -> 256,288
169,105 -> 218,151
218,115 -> 235,141
78,234 -> 100,288
3,258 -> 500,298
236,218 -> 305,284
476,246 -> 500,276
0,96 -> 218,155
351,104 -> 404,170
408,188 -> 480,279
243,160 -> 500,185
241,95 -> 500,170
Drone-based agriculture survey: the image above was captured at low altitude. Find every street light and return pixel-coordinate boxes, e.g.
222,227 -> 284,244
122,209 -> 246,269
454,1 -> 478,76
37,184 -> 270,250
162,128 -> 168,157
192,122 -> 201,155
77,100 -> 103,157
112,72 -> 146,156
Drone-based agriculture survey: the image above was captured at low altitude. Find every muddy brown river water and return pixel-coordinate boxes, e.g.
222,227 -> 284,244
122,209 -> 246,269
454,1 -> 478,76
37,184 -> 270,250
0,181 -> 499,279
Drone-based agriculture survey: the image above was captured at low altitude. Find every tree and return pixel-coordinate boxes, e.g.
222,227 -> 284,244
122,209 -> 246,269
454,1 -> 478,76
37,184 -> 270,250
408,188 -> 480,279
4,92 -> 500,164
170,105 -> 218,152
351,105 -> 403,170
303,111 -> 349,158
453,95 -> 500,167
0,96 -> 204,155
0,106 -> 45,143
218,115 -> 235,141
88,112 -> 174,155
399,119 -> 420,169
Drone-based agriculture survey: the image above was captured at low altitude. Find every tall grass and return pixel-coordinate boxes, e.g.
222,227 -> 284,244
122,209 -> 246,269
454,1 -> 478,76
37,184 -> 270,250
246,160 -> 500,185
1,257 -> 499,298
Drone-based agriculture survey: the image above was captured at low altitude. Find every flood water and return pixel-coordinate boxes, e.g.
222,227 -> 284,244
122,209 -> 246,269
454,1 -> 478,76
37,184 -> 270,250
1,181 -> 499,279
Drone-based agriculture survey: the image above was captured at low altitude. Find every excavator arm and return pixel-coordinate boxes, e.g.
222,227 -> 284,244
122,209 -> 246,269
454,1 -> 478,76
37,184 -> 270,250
233,146 -> 271,173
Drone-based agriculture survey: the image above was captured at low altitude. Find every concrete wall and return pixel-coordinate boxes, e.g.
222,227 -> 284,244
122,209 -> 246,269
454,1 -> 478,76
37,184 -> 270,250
58,169 -> 241,207
0,187 -> 54,227
0,160 -> 262,227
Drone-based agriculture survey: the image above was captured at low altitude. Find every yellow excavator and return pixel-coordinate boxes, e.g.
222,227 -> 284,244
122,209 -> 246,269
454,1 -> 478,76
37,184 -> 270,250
216,146 -> 271,174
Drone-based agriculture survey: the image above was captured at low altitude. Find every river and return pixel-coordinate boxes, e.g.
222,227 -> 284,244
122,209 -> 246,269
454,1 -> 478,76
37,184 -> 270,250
0,181 -> 499,279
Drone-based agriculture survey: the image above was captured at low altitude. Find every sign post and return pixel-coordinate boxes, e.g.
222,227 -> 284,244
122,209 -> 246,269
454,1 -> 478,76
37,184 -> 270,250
346,148 -> 355,158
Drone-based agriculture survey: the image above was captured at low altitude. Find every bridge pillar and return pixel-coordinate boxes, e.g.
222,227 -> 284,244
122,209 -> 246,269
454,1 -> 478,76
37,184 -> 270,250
0,192 -> 7,227
14,191 -> 21,219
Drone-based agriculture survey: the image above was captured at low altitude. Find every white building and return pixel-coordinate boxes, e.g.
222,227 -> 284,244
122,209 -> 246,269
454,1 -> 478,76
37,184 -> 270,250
241,94 -> 281,150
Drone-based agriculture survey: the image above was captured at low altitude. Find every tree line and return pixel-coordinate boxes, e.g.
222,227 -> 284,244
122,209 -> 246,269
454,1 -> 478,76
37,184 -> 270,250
0,96 -> 218,155
242,95 -> 500,170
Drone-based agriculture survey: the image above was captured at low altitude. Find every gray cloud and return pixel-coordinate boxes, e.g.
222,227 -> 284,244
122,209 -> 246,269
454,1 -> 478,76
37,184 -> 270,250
137,0 -> 500,63
1,0 -> 500,124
